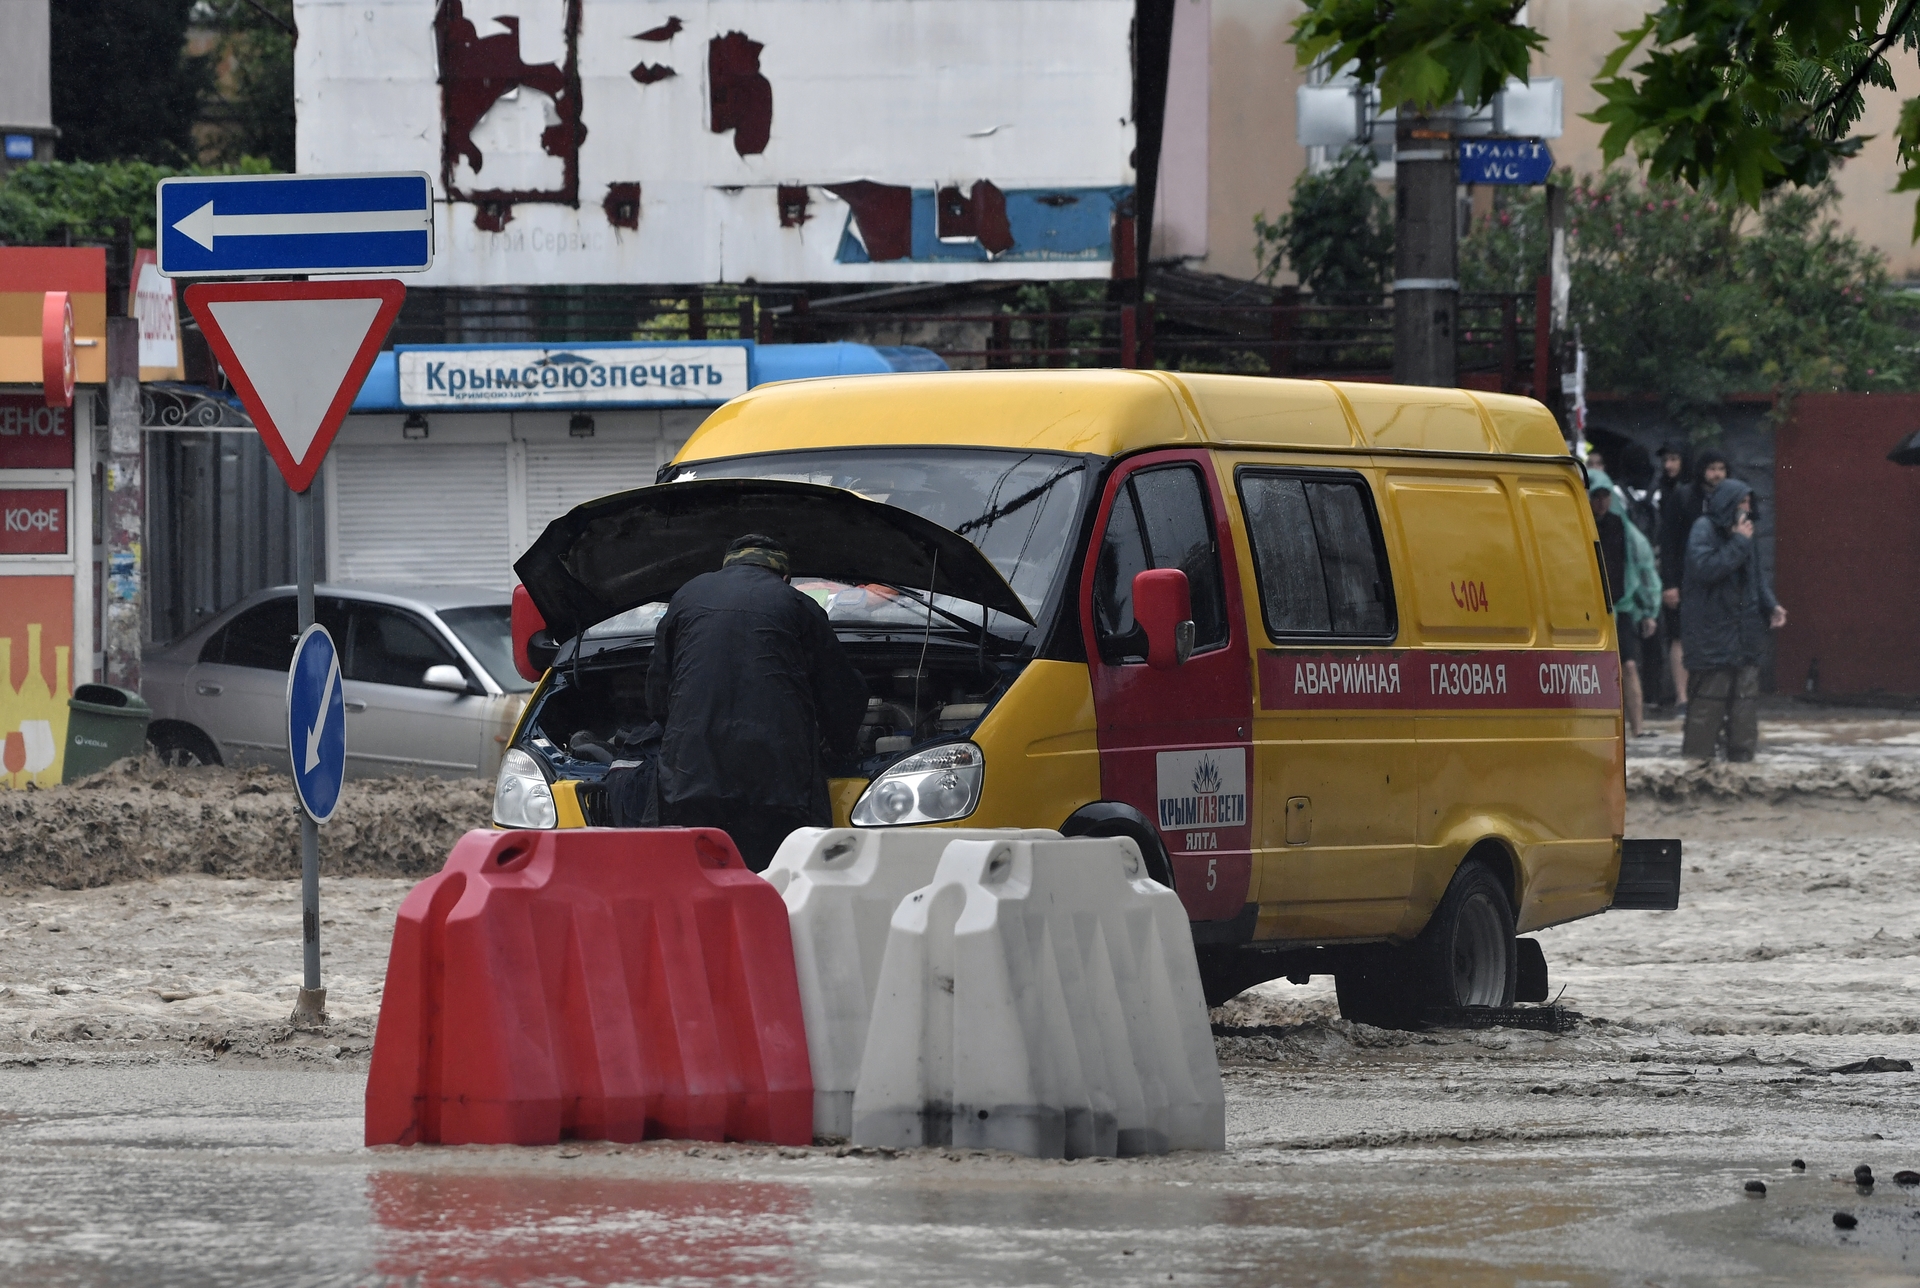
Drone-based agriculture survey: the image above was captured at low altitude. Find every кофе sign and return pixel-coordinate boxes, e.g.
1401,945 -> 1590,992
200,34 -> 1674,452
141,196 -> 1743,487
0,488 -> 67,556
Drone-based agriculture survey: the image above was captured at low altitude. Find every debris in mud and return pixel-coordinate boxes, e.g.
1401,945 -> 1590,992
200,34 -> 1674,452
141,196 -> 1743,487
1896,1170 -> 1920,1186
1834,1211 -> 1859,1229
1421,1005 -> 1582,1035
0,757 -> 490,890
1827,1056 -> 1913,1074
1629,756 -> 1920,803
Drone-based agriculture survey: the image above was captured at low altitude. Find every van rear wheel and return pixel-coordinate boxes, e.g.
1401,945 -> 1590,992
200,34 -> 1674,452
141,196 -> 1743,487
1413,859 -> 1517,1011
1333,859 -> 1517,1028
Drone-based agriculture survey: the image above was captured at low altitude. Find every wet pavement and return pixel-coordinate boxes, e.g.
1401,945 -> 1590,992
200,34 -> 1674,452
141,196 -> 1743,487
6,741 -> 1920,1285
3,1057 -> 1919,1286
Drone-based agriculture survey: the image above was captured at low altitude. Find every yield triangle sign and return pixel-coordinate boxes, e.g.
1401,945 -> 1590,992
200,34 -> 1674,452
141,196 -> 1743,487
184,279 -> 405,493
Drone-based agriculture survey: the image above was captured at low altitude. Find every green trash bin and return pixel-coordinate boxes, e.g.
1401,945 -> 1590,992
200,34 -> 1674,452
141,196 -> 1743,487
62,684 -> 153,782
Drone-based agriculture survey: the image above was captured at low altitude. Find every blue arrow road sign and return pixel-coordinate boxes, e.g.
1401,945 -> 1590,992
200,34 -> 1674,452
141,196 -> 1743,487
1459,139 -> 1555,186
156,172 -> 434,278
287,624 -> 347,824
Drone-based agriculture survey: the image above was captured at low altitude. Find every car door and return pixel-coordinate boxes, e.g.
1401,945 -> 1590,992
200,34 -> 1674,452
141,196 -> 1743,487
178,595 -> 351,771
1080,452 -> 1255,927
1233,463 -> 1417,941
340,602 -> 488,776
178,596 -> 298,770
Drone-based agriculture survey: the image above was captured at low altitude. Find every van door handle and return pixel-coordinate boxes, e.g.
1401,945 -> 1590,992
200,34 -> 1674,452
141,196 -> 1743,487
195,683 -> 222,696
344,700 -> 367,713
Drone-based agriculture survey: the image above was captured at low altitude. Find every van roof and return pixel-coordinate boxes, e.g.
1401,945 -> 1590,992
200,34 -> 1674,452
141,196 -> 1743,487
678,369 -> 1571,463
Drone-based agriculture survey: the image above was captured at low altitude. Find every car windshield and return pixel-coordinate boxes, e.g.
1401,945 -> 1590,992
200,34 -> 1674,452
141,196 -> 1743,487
619,447 -> 1091,640
438,605 -> 534,692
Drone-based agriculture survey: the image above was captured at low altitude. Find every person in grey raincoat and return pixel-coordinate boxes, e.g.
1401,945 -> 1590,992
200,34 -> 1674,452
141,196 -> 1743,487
1681,479 -> 1787,760
647,534 -> 868,869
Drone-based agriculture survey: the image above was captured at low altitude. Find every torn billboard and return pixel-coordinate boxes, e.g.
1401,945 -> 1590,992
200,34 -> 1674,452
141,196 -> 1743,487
295,0 -> 1136,285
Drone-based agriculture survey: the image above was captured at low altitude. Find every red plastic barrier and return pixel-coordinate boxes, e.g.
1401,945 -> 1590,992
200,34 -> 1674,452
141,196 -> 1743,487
365,827 -> 813,1147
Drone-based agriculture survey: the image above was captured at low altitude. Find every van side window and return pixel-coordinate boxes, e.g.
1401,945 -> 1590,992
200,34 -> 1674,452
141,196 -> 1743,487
1092,464 -> 1230,664
1239,470 -> 1394,640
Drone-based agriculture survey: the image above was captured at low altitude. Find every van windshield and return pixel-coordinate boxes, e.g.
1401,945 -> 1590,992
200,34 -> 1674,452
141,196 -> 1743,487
627,447 -> 1091,640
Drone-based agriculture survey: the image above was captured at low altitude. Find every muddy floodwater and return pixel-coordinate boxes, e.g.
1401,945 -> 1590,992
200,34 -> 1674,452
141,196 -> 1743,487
4,735 -> 1920,1284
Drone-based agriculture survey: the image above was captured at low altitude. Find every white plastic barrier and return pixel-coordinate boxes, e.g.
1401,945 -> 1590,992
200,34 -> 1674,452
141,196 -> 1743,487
764,826 -> 1061,1140
849,835 -> 1225,1158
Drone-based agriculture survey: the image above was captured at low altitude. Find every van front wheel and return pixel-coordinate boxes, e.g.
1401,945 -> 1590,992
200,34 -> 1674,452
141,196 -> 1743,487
1413,860 -> 1517,1010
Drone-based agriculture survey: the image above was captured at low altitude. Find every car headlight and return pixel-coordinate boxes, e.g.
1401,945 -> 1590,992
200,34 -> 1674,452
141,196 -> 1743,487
493,748 -> 558,829
851,741 -> 984,826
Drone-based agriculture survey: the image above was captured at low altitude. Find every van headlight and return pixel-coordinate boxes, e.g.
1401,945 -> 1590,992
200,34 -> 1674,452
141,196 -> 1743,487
493,748 -> 558,829
851,741 -> 984,826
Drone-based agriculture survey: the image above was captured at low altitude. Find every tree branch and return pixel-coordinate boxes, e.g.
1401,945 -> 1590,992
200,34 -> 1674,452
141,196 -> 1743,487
230,0 -> 296,38
1812,0 -> 1918,124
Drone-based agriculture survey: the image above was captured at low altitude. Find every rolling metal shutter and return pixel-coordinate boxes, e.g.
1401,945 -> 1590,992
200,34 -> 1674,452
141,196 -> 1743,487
332,443 -> 514,588
522,433 -> 661,554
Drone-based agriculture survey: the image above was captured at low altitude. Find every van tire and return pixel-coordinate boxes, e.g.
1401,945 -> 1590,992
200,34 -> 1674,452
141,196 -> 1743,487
1059,803 -> 1175,889
1333,860 -> 1518,1027
1409,859 -> 1517,1010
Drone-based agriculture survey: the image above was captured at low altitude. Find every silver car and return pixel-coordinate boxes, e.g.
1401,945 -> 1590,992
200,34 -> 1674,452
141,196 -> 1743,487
143,584 -> 533,779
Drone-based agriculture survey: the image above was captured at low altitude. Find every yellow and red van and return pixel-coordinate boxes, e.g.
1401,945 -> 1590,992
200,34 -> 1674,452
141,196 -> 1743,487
502,370 -> 1677,1022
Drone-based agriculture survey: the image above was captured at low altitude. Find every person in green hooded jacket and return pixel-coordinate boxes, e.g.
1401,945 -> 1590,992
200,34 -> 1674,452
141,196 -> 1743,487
1589,469 -> 1661,736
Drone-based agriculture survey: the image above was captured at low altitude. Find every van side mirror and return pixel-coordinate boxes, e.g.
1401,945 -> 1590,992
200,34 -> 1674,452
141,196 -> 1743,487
1132,568 -> 1196,670
511,585 -> 551,682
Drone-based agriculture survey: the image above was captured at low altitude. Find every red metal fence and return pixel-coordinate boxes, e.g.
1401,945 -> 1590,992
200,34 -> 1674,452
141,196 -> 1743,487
384,283 -> 1551,397
1773,393 -> 1920,699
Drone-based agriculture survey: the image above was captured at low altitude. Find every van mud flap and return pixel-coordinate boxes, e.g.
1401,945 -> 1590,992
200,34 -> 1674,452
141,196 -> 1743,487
1611,838 -> 1682,911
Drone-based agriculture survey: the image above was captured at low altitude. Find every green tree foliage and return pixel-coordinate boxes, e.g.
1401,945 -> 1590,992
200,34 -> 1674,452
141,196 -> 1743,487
203,0 -> 297,172
0,159 -> 269,248
1461,171 -> 1918,421
1253,152 -> 1394,295
1590,1 -> 1915,209
51,0 -> 211,164
1289,0 -> 1541,112
1291,0 -> 1920,235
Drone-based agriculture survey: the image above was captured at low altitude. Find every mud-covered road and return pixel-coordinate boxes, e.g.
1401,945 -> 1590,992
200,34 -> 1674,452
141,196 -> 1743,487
4,740 -> 1920,1283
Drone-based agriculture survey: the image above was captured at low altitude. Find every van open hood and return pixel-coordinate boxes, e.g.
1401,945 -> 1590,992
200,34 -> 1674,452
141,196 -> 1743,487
514,478 -> 1036,639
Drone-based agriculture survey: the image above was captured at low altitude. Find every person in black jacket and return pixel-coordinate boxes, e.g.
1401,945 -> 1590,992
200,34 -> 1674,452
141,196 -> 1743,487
646,534 -> 868,869
1680,480 -> 1786,761
1651,444 -> 1691,707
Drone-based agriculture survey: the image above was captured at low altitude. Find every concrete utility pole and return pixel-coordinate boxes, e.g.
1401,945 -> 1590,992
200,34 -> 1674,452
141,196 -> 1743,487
1391,111 -> 1458,388
103,315 -> 142,692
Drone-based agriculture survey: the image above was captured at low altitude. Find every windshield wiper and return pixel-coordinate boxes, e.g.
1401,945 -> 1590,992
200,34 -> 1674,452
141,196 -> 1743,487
865,583 -> 1026,649
954,461 -> 1085,538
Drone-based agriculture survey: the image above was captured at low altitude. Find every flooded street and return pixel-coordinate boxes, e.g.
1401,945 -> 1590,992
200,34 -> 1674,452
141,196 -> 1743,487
4,738 -> 1920,1285
3,1055 -> 1917,1286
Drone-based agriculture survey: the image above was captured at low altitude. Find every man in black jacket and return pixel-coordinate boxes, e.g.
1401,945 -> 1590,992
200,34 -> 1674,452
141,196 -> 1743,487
1681,479 -> 1786,761
1651,444 -> 1691,707
647,534 -> 868,869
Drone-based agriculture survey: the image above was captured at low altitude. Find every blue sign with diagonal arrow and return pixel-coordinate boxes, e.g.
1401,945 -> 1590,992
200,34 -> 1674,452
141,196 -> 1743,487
286,624 -> 347,823
156,172 -> 434,278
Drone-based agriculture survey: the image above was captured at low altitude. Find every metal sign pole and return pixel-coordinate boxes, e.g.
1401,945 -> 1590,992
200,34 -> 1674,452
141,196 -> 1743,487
291,486 -> 326,1024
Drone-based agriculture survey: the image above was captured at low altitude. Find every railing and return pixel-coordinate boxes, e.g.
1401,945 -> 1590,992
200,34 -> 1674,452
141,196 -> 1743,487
385,285 -> 1549,395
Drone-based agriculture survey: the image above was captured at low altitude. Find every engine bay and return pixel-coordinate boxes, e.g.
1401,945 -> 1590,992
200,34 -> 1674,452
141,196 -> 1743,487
520,638 -> 1020,784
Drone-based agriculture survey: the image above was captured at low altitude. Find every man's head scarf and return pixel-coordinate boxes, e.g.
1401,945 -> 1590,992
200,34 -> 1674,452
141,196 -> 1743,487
723,533 -> 791,576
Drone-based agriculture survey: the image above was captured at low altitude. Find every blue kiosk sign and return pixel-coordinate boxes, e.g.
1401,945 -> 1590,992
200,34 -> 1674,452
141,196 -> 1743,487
1459,139 -> 1555,186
